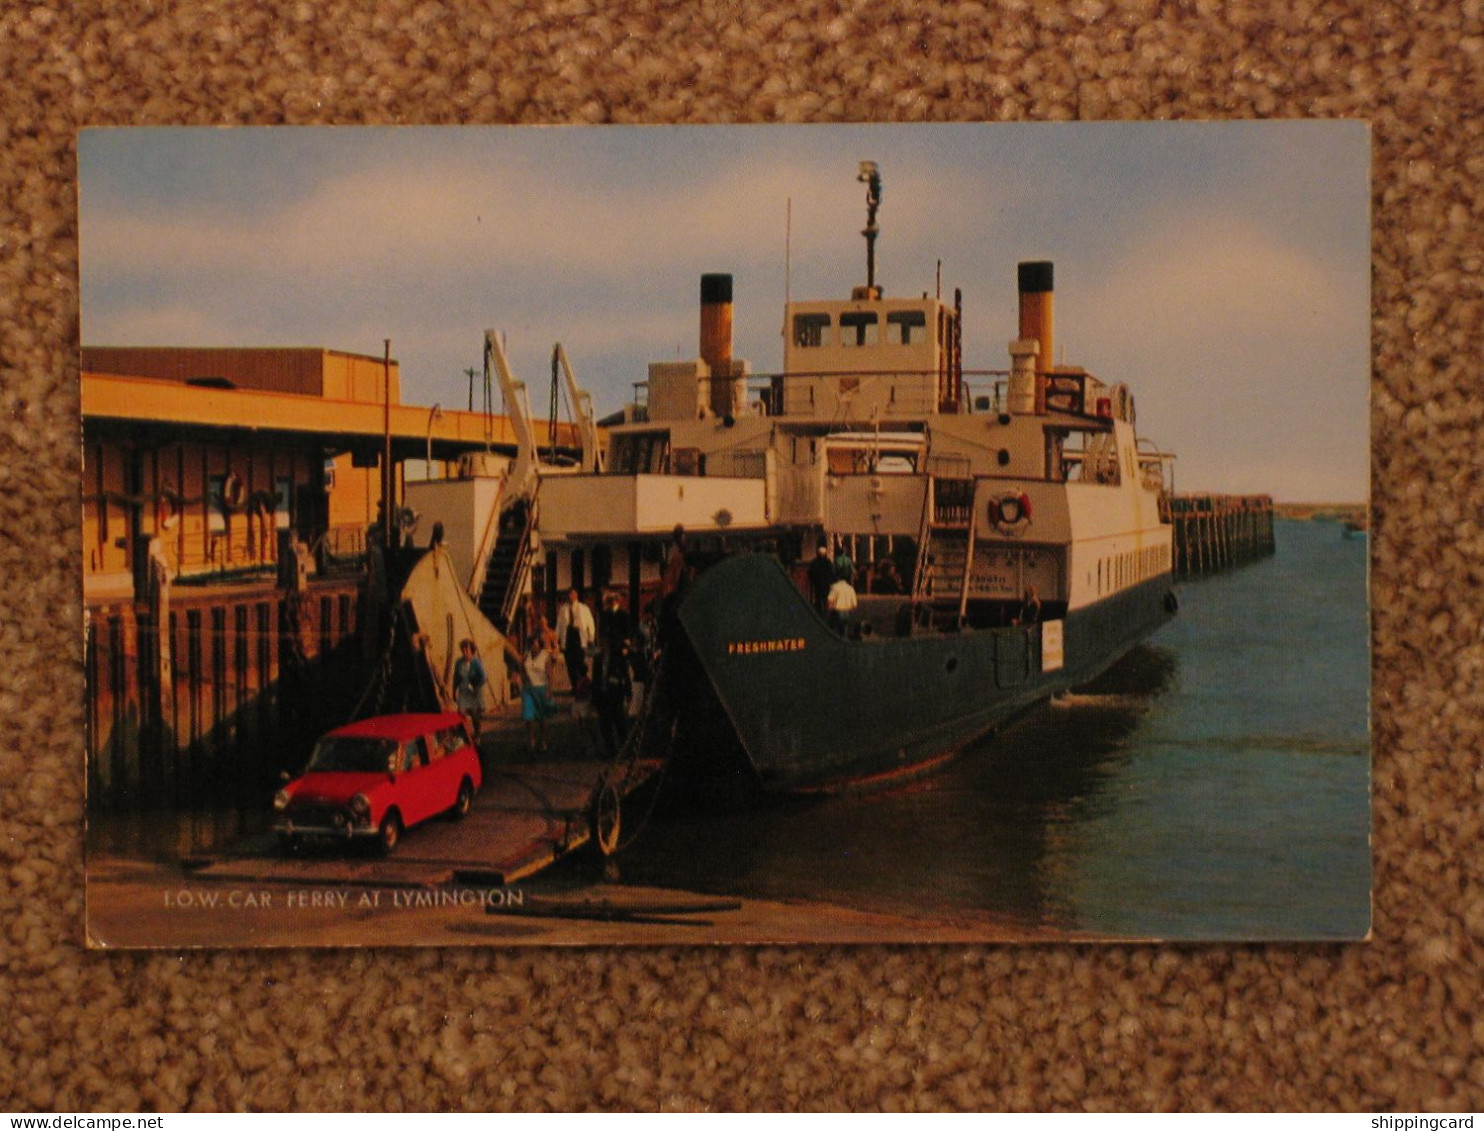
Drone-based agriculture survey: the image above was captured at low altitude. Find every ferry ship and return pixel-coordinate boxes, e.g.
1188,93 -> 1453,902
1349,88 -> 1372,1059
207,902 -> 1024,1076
407,163 -> 1178,793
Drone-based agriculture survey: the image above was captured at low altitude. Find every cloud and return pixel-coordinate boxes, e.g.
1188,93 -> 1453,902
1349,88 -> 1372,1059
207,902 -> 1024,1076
80,125 -> 1371,501
1076,210 -> 1354,345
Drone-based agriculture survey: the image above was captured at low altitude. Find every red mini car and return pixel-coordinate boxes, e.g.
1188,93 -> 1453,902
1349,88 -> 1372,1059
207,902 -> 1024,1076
273,712 -> 482,854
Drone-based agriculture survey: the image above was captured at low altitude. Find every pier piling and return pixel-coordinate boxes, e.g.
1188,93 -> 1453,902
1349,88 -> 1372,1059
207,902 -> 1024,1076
1161,494 -> 1275,579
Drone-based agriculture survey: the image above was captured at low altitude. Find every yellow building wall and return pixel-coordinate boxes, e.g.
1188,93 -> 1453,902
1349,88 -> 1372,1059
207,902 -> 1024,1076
325,453 -> 381,556
321,352 -> 401,405
83,436 -> 337,587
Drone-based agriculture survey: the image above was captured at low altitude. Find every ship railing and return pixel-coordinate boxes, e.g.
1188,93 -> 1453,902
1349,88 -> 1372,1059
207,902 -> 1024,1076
1136,439 -> 1177,495
312,525 -> 369,575
746,374 -> 783,417
962,377 -> 1008,415
496,496 -> 539,632
909,475 -> 935,600
736,368 -> 1011,417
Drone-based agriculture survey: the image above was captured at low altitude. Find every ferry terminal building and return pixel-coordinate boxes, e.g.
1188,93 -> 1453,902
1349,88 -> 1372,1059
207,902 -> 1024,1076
80,345 -> 570,822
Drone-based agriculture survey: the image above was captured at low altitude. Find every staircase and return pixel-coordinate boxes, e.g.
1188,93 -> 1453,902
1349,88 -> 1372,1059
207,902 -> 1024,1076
476,498 -> 535,632
912,477 -> 979,629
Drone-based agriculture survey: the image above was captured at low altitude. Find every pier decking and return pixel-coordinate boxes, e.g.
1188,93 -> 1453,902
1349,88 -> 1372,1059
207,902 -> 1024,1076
1162,494 -> 1276,578
186,704 -> 663,889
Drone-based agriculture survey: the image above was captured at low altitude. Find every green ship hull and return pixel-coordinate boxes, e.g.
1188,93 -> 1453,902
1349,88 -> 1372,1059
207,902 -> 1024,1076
674,553 -> 1176,793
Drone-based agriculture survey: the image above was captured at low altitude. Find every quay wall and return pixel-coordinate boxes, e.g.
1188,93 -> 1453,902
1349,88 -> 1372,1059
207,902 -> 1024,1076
1162,494 -> 1276,579
85,578 -> 366,815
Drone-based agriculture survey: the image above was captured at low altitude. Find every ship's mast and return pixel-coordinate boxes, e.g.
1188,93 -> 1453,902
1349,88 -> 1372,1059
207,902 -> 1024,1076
858,160 -> 882,296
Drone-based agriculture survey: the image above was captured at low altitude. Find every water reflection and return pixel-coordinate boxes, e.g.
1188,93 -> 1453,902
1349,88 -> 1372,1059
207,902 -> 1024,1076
619,643 -> 1178,930
88,802 -> 271,862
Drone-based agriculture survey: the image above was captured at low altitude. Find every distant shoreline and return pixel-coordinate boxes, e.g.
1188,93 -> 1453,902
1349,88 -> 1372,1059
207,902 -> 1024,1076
1273,503 -> 1367,522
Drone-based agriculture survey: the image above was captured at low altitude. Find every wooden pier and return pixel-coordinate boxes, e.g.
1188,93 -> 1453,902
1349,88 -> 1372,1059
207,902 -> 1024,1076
1161,494 -> 1276,578
191,754 -> 664,891
187,701 -> 665,890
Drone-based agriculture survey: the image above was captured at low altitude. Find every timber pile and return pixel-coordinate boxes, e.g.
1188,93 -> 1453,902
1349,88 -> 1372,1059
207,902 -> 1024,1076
1161,494 -> 1276,578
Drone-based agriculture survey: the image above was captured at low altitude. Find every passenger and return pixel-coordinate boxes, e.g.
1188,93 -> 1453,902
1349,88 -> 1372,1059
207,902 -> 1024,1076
569,673 -> 601,756
594,639 -> 635,758
808,538 -> 836,612
536,613 -> 559,654
873,558 -> 901,595
1015,585 -> 1042,626
826,566 -> 859,635
600,589 -> 631,653
520,635 -> 557,754
554,588 -> 596,688
452,638 -> 486,740
661,524 -> 688,600
631,604 -> 657,711
834,545 -> 855,586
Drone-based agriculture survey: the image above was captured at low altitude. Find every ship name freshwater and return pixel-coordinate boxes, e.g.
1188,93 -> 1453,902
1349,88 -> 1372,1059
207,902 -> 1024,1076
727,637 -> 809,656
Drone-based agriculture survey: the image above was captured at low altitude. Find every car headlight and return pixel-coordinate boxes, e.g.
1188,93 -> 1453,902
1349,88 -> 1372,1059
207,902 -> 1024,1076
349,793 -> 371,824
273,789 -> 291,811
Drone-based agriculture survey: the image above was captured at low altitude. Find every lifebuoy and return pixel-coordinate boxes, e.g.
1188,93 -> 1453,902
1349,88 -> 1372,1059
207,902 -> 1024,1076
992,492 -> 1033,533
221,473 -> 246,513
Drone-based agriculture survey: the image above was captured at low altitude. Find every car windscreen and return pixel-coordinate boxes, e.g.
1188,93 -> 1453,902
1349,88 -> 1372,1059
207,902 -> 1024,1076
306,736 -> 398,774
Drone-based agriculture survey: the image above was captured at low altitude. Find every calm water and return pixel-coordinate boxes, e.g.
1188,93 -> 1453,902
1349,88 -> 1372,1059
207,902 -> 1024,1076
620,518 -> 1372,940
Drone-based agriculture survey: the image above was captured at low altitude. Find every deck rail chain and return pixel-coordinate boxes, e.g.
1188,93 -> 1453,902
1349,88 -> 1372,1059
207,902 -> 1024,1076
347,602 -> 404,721
597,650 -> 678,856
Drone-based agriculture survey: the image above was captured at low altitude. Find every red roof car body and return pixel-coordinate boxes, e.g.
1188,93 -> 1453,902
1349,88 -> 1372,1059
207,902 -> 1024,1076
273,712 -> 482,854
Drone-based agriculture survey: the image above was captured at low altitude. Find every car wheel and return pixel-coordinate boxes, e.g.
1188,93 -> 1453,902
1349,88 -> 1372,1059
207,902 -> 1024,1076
377,812 -> 403,856
451,778 -> 474,820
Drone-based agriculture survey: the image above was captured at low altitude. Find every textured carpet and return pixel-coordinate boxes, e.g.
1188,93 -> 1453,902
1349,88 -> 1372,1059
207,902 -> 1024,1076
3,0 -> 1481,1113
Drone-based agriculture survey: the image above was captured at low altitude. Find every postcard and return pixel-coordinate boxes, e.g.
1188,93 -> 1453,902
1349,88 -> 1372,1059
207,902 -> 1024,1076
80,122 -> 1371,947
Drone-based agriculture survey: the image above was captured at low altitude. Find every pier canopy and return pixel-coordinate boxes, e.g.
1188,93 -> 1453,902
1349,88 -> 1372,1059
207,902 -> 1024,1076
80,346 -> 579,600
82,368 -> 575,466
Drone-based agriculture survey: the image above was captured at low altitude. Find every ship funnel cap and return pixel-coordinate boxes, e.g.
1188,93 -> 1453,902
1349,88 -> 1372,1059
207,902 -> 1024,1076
1018,260 -> 1054,294
701,273 -> 733,304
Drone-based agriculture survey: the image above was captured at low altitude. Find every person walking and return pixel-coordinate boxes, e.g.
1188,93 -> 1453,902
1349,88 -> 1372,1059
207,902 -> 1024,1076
593,638 -> 635,759
520,634 -> 556,754
452,639 -> 487,739
554,587 -> 596,688
826,567 -> 859,636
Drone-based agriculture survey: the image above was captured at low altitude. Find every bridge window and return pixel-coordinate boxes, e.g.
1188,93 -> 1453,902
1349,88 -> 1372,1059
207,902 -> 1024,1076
886,310 -> 927,345
839,311 -> 879,347
793,313 -> 831,348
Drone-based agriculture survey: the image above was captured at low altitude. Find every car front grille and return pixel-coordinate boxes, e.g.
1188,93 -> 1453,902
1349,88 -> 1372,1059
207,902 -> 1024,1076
286,803 -> 353,831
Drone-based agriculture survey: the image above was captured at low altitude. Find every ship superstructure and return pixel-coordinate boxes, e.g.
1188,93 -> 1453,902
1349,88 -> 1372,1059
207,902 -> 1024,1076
411,163 -> 1179,791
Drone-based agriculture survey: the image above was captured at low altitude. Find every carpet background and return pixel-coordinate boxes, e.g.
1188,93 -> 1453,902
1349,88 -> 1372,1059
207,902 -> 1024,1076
2,0 -> 1481,1112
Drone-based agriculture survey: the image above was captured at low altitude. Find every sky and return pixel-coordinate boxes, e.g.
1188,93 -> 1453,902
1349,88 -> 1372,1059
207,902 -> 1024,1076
78,122 -> 1371,502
